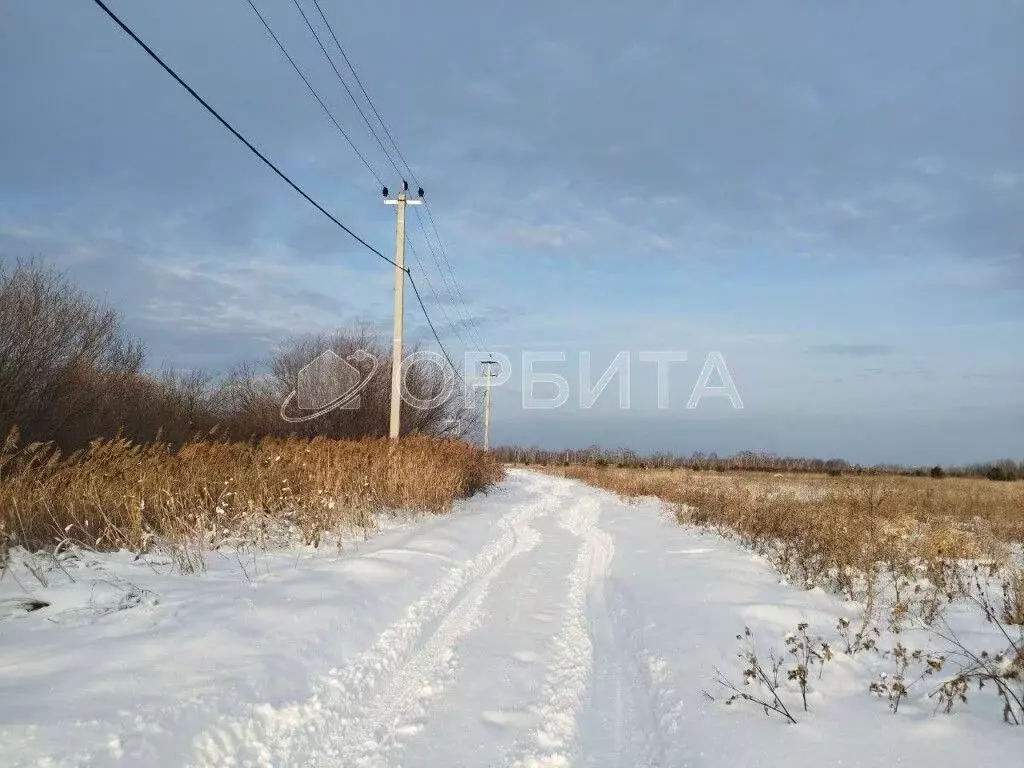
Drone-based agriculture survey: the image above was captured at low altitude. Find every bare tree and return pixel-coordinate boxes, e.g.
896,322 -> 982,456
0,259 -> 478,449
0,260 -> 144,451
219,326 -> 478,441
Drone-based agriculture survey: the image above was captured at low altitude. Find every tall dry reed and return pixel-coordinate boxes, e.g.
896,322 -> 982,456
0,430 -> 503,555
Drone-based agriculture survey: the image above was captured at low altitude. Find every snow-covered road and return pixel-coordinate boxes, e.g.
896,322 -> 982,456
1,469 -> 1018,767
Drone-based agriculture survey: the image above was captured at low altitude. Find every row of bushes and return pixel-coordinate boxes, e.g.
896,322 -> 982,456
0,260 -> 476,454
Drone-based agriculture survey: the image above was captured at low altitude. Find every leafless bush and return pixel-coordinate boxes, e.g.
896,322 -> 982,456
711,624 -> 834,723
870,643 -> 946,714
921,565 -> 1024,724
219,328 -> 477,441
712,627 -> 797,723
1001,567 -> 1024,627
0,261 -> 477,451
785,622 -> 834,711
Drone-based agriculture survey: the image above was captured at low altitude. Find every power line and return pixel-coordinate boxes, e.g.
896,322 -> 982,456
420,204 -> 491,356
244,0 -> 384,186
409,209 -> 469,318
302,0 -> 490,356
91,0 -> 465,384
248,0 -> 468,381
309,0 -> 416,179
89,0 -> 398,268
288,0 -> 403,179
407,270 -> 463,385
410,206 -> 489,352
406,237 -> 475,353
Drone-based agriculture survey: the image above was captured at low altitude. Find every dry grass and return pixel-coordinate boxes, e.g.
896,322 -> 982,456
1003,567 -> 1024,626
544,464 -> 1024,723
546,465 -> 1024,597
0,432 -> 503,557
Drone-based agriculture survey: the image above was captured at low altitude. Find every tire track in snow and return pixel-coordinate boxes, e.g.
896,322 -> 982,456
326,487 -> 550,767
583,577 -> 670,767
189,489 -> 552,768
505,494 -> 613,768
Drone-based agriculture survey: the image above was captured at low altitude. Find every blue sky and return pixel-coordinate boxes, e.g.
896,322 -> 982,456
1,0 -> 1021,464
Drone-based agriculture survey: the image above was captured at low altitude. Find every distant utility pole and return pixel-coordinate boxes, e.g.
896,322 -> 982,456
481,359 -> 499,450
383,181 -> 423,439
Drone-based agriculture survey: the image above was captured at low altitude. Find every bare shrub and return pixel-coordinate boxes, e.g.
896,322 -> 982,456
870,643 -> 946,714
927,564 -> 1024,723
712,627 -> 797,724
215,328 -> 479,442
1002,567 -> 1024,627
711,623 -> 834,723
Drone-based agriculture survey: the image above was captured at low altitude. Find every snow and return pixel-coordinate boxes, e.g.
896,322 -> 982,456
0,469 -> 1020,767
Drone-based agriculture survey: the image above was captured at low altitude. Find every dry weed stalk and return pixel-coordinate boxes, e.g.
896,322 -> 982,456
1,432 -> 502,558
550,463 -> 1024,724
549,465 -> 1022,593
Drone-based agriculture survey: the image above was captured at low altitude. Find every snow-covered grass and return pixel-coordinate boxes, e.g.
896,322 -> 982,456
551,464 -> 1024,727
548,465 -> 1024,596
0,433 -> 502,563
0,469 -> 1021,766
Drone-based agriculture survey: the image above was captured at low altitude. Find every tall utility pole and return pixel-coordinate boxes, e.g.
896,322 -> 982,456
481,359 -> 499,450
383,182 -> 422,439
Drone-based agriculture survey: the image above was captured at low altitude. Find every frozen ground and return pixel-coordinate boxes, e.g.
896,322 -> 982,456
0,469 -> 1019,767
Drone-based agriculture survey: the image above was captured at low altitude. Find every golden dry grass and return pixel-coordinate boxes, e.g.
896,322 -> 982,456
546,465 -> 1024,598
0,432 -> 503,556
545,464 -> 1024,722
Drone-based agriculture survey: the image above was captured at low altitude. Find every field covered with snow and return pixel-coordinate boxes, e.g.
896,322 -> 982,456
1,469 -> 1020,767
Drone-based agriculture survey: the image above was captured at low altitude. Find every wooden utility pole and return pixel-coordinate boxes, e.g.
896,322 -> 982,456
481,359 -> 499,450
384,182 -> 422,439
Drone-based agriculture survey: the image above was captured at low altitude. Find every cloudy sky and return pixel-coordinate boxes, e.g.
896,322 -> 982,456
1,0 -> 1021,463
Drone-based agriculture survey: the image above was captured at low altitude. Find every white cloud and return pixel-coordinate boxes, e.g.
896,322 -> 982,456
990,170 -> 1020,190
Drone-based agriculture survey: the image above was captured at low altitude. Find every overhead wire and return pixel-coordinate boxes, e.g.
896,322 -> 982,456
243,0 -> 384,186
308,0 -> 416,178
406,238 -> 475,354
411,206 -> 490,353
301,0 -> 491,357
90,0 -> 468,382
288,0 -> 404,180
268,0 -> 474,377
88,0 -> 399,268
408,271 -> 463,385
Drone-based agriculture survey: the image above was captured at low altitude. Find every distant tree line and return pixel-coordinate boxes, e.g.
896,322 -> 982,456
493,445 -> 1023,482
0,259 -> 476,453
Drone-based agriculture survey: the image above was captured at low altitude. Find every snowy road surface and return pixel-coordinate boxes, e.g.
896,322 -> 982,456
1,469 -> 1017,767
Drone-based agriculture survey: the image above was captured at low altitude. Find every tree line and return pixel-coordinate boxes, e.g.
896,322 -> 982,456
494,446 -> 1023,481
0,259 -> 476,453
